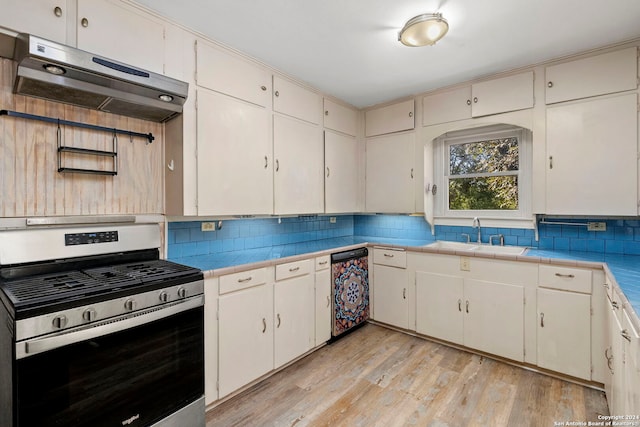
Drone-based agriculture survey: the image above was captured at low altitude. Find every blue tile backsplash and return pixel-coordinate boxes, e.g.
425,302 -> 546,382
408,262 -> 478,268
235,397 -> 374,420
168,215 -> 640,257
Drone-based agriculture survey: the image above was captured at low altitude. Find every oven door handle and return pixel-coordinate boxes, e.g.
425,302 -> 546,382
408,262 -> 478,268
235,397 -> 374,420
16,295 -> 204,359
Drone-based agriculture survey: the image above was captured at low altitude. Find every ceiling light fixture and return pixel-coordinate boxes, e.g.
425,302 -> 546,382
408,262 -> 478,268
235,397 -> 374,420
398,12 -> 449,47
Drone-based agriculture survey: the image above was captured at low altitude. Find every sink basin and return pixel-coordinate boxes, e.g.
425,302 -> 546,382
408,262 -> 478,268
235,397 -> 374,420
424,241 -> 526,255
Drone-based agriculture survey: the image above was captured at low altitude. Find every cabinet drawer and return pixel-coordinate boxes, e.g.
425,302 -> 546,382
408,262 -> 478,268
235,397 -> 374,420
219,267 -> 269,294
373,248 -> 406,268
276,259 -> 313,281
539,265 -> 592,294
315,255 -> 330,271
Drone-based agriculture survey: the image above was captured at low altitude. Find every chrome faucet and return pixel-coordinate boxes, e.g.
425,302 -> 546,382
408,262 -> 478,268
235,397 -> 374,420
472,217 -> 481,243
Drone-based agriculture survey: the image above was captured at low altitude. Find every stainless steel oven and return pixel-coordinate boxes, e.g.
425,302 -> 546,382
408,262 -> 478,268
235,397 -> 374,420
0,218 -> 205,427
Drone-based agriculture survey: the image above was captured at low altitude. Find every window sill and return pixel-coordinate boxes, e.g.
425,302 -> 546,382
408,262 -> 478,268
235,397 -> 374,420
433,216 -> 535,230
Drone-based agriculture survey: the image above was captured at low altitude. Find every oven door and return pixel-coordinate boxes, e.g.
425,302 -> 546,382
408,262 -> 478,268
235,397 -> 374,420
15,299 -> 204,427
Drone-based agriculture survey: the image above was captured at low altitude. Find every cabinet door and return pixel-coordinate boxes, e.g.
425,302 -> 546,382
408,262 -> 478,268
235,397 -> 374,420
610,302 -> 626,415
203,277 -> 218,405
273,76 -> 321,124
325,131 -> 358,213
546,93 -> 638,215
365,133 -> 415,213
274,275 -> 315,368
415,272 -> 464,345
365,99 -> 415,137
463,279 -> 524,362
372,265 -> 409,329
196,89 -> 272,216
315,268 -> 331,346
0,0 -> 66,43
274,115 -> 324,214
77,0 -> 165,74
196,41 -> 270,107
218,284 -> 274,398
471,72 -> 534,117
537,288 -> 591,380
422,86 -> 472,126
545,48 -> 638,104
622,309 -> 640,414
323,98 -> 357,136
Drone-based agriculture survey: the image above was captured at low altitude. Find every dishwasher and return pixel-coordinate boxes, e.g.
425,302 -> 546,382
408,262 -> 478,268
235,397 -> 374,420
331,247 -> 369,338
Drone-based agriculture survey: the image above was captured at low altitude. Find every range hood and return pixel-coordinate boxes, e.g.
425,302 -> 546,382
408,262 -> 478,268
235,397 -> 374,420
13,34 -> 188,122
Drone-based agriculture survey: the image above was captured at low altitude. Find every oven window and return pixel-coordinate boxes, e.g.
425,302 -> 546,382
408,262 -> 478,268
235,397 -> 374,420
16,307 -> 204,427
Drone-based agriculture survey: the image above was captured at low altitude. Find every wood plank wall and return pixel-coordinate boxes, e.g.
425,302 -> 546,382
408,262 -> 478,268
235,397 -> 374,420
0,58 -> 165,217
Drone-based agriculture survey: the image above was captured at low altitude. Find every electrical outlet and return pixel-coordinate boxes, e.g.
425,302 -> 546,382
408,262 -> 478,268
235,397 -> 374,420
330,217 -> 337,224
201,222 -> 216,232
460,257 -> 471,271
587,222 -> 607,231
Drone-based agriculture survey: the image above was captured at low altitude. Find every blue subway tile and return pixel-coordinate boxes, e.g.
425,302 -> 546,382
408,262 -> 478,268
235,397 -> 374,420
554,238 -> 570,251
605,240 -> 624,254
538,237 -> 554,250
182,243 -> 198,257
222,239 -> 235,252
569,239 -> 587,252
586,239 -> 605,253
196,241 -> 209,255
517,236 -> 533,247
209,240 -> 223,253
510,228 -> 525,237
623,241 -> 640,255
615,227 -> 634,241
504,235 -> 518,246
175,229 -> 190,244
190,229 -> 205,242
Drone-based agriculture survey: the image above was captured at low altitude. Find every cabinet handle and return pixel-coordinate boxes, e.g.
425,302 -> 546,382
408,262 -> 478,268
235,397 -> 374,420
383,253 -> 394,258
547,81 -> 553,88
277,313 -> 281,328
466,99 -> 471,106
473,97 -> 478,103
326,167 -> 330,178
81,17 -> 89,27
612,300 -> 619,310
458,299 -> 462,312
264,156 -> 268,169
604,283 -> 610,289
261,85 -> 267,91
325,110 -> 329,116
326,295 -> 331,307
549,156 -> 553,169
237,276 -> 253,283
410,168 -> 414,179
289,266 -> 300,272
605,348 -> 614,373
275,90 -> 280,97
403,288 -> 406,299
465,300 -> 469,313
319,260 -> 328,265
54,6 -> 62,17
622,329 -> 632,342
275,159 -> 279,172
554,273 -> 575,278
262,318 -> 267,333
540,312 -> 545,328
408,111 -> 413,118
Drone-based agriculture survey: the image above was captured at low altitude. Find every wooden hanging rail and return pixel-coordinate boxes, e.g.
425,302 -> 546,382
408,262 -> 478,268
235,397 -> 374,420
0,109 -> 155,143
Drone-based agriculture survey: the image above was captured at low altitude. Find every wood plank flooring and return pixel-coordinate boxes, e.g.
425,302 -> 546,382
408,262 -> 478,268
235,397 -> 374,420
206,324 -> 608,427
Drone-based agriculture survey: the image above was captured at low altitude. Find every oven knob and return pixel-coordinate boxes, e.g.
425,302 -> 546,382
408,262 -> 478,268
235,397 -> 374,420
177,287 -> 187,299
52,315 -> 68,329
82,308 -> 97,322
124,298 -> 137,311
159,291 -> 169,303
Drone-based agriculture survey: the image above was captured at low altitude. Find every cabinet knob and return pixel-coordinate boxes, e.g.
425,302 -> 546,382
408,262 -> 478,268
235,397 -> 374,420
458,299 -> 462,312
277,313 -> 281,328
410,168 -> 414,179
54,6 -> 62,17
326,295 -> 330,308
408,111 -> 413,118
547,81 -> 553,88
81,17 -> 89,28
275,159 -> 279,172
402,288 -> 406,299
473,97 -> 478,103
466,99 -> 471,106
262,318 -> 267,333
274,90 -> 280,97
540,312 -> 545,327
326,167 -> 330,178
465,300 -> 469,313
260,85 -> 267,91
325,110 -> 329,116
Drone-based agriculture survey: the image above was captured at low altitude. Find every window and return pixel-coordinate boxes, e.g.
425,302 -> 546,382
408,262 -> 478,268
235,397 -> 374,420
434,124 -> 531,220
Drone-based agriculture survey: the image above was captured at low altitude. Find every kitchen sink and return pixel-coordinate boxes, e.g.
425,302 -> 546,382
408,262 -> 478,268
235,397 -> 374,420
424,241 -> 527,255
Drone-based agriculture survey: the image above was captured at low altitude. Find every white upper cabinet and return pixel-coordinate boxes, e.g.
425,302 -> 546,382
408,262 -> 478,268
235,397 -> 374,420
273,76 -> 321,124
470,71 -> 534,117
0,0 -> 67,43
76,0 -> 165,74
365,99 -> 415,137
196,41 -> 271,107
273,115 -> 324,215
365,132 -> 415,213
546,93 -> 638,216
325,131 -> 358,214
422,86 -> 472,126
323,98 -> 358,136
545,48 -> 638,105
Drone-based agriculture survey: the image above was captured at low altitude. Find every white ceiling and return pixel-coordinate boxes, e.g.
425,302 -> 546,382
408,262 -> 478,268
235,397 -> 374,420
132,0 -> 640,108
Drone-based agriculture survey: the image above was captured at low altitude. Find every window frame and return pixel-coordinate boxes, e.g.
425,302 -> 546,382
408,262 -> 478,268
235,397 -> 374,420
433,124 -> 532,221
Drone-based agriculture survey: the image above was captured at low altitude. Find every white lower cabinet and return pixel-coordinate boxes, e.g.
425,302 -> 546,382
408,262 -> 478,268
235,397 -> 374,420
415,272 -> 524,362
218,281 -> 274,398
314,256 -> 331,346
537,288 -> 591,380
372,248 -> 410,330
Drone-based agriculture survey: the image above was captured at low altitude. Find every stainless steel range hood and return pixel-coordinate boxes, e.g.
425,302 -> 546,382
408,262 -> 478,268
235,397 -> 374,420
13,34 -> 188,122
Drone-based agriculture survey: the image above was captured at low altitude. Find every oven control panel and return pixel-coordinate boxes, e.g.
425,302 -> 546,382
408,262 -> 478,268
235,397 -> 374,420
65,231 -> 119,246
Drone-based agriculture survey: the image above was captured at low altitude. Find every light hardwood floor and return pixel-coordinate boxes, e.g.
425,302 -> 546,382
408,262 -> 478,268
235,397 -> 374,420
206,324 -> 608,427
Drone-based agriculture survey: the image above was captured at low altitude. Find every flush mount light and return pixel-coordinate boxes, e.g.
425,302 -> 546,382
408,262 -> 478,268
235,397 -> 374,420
158,94 -> 174,102
43,64 -> 66,75
398,12 -> 449,47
